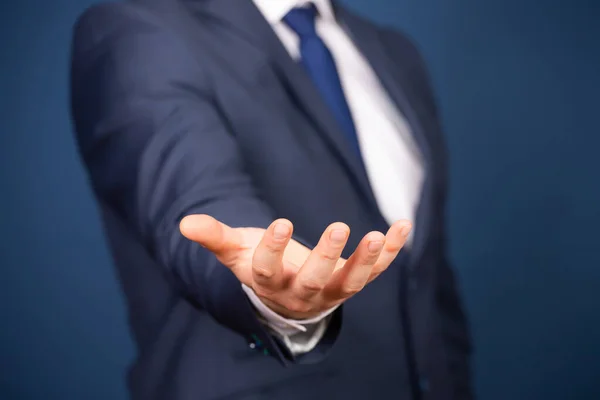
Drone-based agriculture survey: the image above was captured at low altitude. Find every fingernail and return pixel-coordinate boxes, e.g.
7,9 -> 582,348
273,223 -> 290,239
368,240 -> 384,253
401,224 -> 412,237
330,229 -> 347,243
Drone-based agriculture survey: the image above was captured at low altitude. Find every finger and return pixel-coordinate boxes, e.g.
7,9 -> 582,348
324,231 -> 385,300
179,214 -> 242,255
293,222 -> 350,300
251,219 -> 293,292
368,220 -> 412,283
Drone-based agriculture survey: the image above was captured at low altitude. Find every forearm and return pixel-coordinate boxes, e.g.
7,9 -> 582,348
71,3 -> 345,363
71,3 -> 275,335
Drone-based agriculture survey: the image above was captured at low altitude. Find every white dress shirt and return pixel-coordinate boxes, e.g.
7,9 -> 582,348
243,0 -> 425,355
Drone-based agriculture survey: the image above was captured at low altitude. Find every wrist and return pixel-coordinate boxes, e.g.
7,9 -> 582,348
257,295 -> 336,320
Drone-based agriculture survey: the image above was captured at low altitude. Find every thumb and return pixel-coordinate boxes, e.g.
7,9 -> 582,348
179,214 -> 243,256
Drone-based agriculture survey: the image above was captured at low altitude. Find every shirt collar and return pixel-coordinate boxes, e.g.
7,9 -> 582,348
252,0 -> 335,25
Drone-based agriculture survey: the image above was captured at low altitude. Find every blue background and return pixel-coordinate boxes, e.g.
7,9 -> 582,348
1,0 -> 599,399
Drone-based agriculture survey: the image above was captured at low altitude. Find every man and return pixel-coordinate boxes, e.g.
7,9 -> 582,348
70,0 -> 472,398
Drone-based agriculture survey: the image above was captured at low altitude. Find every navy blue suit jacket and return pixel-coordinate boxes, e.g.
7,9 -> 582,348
70,0 -> 472,398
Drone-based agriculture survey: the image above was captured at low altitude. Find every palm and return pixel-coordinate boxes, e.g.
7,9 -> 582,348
224,227 -> 316,288
180,214 -> 411,319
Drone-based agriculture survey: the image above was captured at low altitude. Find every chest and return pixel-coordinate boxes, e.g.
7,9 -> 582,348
187,17 -> 443,245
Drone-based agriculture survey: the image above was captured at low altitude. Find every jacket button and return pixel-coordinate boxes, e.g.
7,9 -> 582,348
419,376 -> 430,392
408,277 -> 418,291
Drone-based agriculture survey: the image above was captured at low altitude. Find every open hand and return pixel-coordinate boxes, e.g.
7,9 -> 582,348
180,215 -> 412,319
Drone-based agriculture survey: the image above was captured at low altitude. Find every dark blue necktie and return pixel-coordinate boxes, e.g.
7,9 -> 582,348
283,4 -> 362,156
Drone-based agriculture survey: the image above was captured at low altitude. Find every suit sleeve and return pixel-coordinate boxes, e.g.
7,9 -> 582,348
70,3 -> 290,361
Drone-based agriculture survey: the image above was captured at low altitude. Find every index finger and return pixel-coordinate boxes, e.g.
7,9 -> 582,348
251,219 -> 293,293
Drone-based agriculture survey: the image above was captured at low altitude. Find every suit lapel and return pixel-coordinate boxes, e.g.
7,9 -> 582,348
197,0 -> 380,211
335,7 -> 433,166
335,5 -> 435,266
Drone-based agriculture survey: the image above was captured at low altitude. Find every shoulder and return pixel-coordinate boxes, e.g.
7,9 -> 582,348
378,26 -> 425,65
336,4 -> 428,73
71,0 -> 207,84
72,0 -> 204,56
73,1 -> 159,46
70,0 -> 213,133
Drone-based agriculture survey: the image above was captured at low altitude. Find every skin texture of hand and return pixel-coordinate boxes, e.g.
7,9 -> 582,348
179,215 -> 412,320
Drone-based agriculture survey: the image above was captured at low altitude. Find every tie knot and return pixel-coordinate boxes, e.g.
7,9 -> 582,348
283,3 -> 318,37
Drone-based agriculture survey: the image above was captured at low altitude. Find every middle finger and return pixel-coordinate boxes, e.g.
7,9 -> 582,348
292,222 -> 350,300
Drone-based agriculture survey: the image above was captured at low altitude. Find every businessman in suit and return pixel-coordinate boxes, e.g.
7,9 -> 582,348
70,0 -> 472,399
